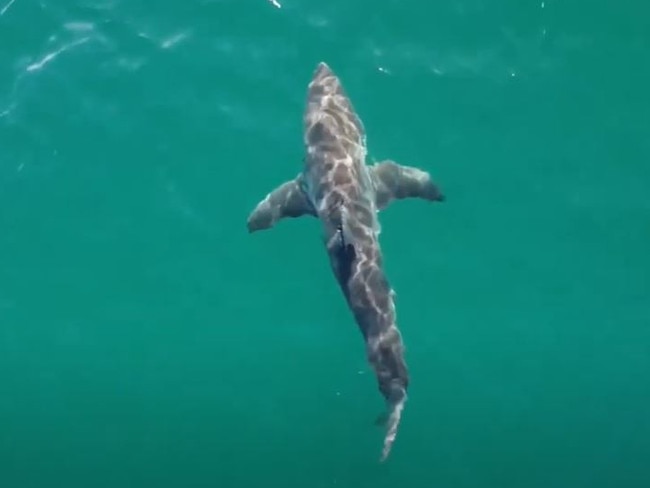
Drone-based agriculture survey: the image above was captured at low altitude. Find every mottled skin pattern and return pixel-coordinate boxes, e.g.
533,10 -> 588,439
247,62 -> 444,461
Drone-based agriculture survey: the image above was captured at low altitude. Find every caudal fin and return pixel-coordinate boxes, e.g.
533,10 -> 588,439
379,395 -> 406,462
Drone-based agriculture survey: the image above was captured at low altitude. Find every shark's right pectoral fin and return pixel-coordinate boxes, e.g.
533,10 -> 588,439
371,160 -> 445,211
247,176 -> 315,233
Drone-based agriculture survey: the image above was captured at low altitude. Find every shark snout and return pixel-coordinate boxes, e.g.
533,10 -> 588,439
313,62 -> 333,80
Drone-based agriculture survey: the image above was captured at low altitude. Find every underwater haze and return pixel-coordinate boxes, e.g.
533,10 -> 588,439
1,0 -> 649,487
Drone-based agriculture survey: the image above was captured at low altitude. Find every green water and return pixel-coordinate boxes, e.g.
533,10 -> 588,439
1,0 -> 649,486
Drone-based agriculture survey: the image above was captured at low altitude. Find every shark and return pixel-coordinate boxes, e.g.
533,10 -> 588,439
246,62 -> 445,461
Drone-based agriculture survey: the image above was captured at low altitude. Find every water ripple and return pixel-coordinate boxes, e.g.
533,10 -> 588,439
0,0 -> 16,17
26,36 -> 91,72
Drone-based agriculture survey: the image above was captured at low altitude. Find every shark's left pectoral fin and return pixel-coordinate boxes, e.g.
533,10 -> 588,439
371,160 -> 445,211
247,176 -> 315,233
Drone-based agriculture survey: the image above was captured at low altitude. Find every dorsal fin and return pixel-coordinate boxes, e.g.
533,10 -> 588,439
332,207 -> 356,286
339,206 -> 355,248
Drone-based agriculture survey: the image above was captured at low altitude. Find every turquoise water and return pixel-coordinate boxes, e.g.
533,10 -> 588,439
1,0 -> 649,486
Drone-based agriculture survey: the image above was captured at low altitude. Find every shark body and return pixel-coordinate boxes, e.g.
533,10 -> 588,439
247,62 -> 445,461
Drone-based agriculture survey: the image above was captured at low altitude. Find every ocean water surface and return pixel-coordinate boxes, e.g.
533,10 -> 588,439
1,1 -> 649,487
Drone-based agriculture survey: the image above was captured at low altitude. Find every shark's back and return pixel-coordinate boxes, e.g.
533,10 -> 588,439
301,63 -> 375,228
303,62 -> 366,148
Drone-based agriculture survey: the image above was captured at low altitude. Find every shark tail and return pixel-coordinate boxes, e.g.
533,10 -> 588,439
379,394 -> 406,462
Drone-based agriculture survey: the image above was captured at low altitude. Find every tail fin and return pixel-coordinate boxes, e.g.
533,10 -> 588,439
379,394 -> 407,462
